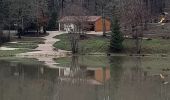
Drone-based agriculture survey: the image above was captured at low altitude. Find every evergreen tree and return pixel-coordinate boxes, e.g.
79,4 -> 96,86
110,18 -> 124,52
47,12 -> 58,30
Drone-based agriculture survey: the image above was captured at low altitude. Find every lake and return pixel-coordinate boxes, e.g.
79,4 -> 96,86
0,56 -> 170,100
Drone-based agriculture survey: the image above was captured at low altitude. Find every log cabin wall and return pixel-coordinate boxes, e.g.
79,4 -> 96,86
95,18 -> 111,32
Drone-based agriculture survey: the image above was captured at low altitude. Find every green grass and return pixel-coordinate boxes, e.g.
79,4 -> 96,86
4,43 -> 38,49
0,36 -> 45,57
54,34 -> 109,53
123,39 -> 170,54
53,34 -> 71,51
142,39 -> 170,54
3,37 -> 45,49
0,49 -> 34,57
54,34 -> 170,54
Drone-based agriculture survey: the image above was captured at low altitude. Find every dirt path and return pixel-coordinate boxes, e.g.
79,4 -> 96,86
17,31 -> 70,68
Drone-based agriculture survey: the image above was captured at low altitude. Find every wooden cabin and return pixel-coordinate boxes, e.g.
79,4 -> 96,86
58,16 -> 111,32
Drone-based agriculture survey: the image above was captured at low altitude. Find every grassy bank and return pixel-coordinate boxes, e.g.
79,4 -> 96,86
54,34 -> 170,54
0,36 -> 45,57
0,49 -> 34,57
4,37 -> 45,49
53,34 -> 109,53
0,57 -> 46,66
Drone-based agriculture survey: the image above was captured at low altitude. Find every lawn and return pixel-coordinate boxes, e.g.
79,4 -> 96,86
0,36 -> 45,57
0,49 -> 33,57
3,37 -> 45,49
54,34 -> 170,54
53,34 -> 109,54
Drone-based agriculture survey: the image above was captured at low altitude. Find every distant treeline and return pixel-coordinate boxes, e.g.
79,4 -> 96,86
0,0 -> 166,32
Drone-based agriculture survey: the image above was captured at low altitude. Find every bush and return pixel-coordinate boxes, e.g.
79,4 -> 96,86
0,33 -> 10,45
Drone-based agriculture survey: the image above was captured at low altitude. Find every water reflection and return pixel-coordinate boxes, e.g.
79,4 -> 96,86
109,56 -> 124,100
0,56 -> 169,100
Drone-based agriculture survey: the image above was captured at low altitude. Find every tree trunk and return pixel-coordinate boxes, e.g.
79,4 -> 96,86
144,21 -> 148,30
0,29 -> 2,45
102,8 -> 106,37
102,17 -> 106,36
8,25 -> 11,41
132,25 -> 142,54
21,17 -> 24,32
136,37 -> 141,54
69,32 -> 79,54
135,31 -> 142,54
43,26 -> 47,34
18,28 -> 22,39
37,28 -> 39,37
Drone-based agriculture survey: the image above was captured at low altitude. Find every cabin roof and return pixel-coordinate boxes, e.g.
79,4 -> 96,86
58,16 -> 102,23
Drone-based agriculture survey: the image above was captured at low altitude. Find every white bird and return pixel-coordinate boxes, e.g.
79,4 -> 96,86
160,74 -> 169,85
163,81 -> 169,85
158,18 -> 165,24
160,74 -> 165,79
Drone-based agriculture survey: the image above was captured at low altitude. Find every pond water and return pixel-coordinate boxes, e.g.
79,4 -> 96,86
0,56 -> 170,100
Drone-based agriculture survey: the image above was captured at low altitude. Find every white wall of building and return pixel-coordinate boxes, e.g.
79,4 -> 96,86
59,23 -> 77,32
64,23 -> 77,32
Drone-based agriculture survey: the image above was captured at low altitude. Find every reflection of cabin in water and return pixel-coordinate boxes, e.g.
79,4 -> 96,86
9,59 -> 110,84
58,16 -> 111,32
87,67 -> 110,82
10,65 -> 110,84
1,61 -> 111,100
58,67 -> 110,83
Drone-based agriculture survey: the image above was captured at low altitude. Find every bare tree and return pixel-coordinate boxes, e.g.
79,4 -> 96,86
36,0 -> 49,35
61,1 -> 90,54
0,0 -> 10,44
119,0 -> 150,54
96,0 -> 113,36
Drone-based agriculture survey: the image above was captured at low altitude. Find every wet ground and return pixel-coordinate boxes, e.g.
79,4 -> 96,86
17,31 -> 70,68
0,56 -> 170,100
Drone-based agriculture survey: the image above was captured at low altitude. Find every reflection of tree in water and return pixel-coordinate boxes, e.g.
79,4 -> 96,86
0,59 -> 62,100
109,56 -> 124,100
131,57 -> 144,84
130,57 -> 170,100
0,60 -> 11,100
69,55 -> 87,85
1,57 -> 169,100
108,57 -> 170,100
56,56 -> 98,100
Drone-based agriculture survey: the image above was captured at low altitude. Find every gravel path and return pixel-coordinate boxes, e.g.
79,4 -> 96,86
17,31 -> 70,68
